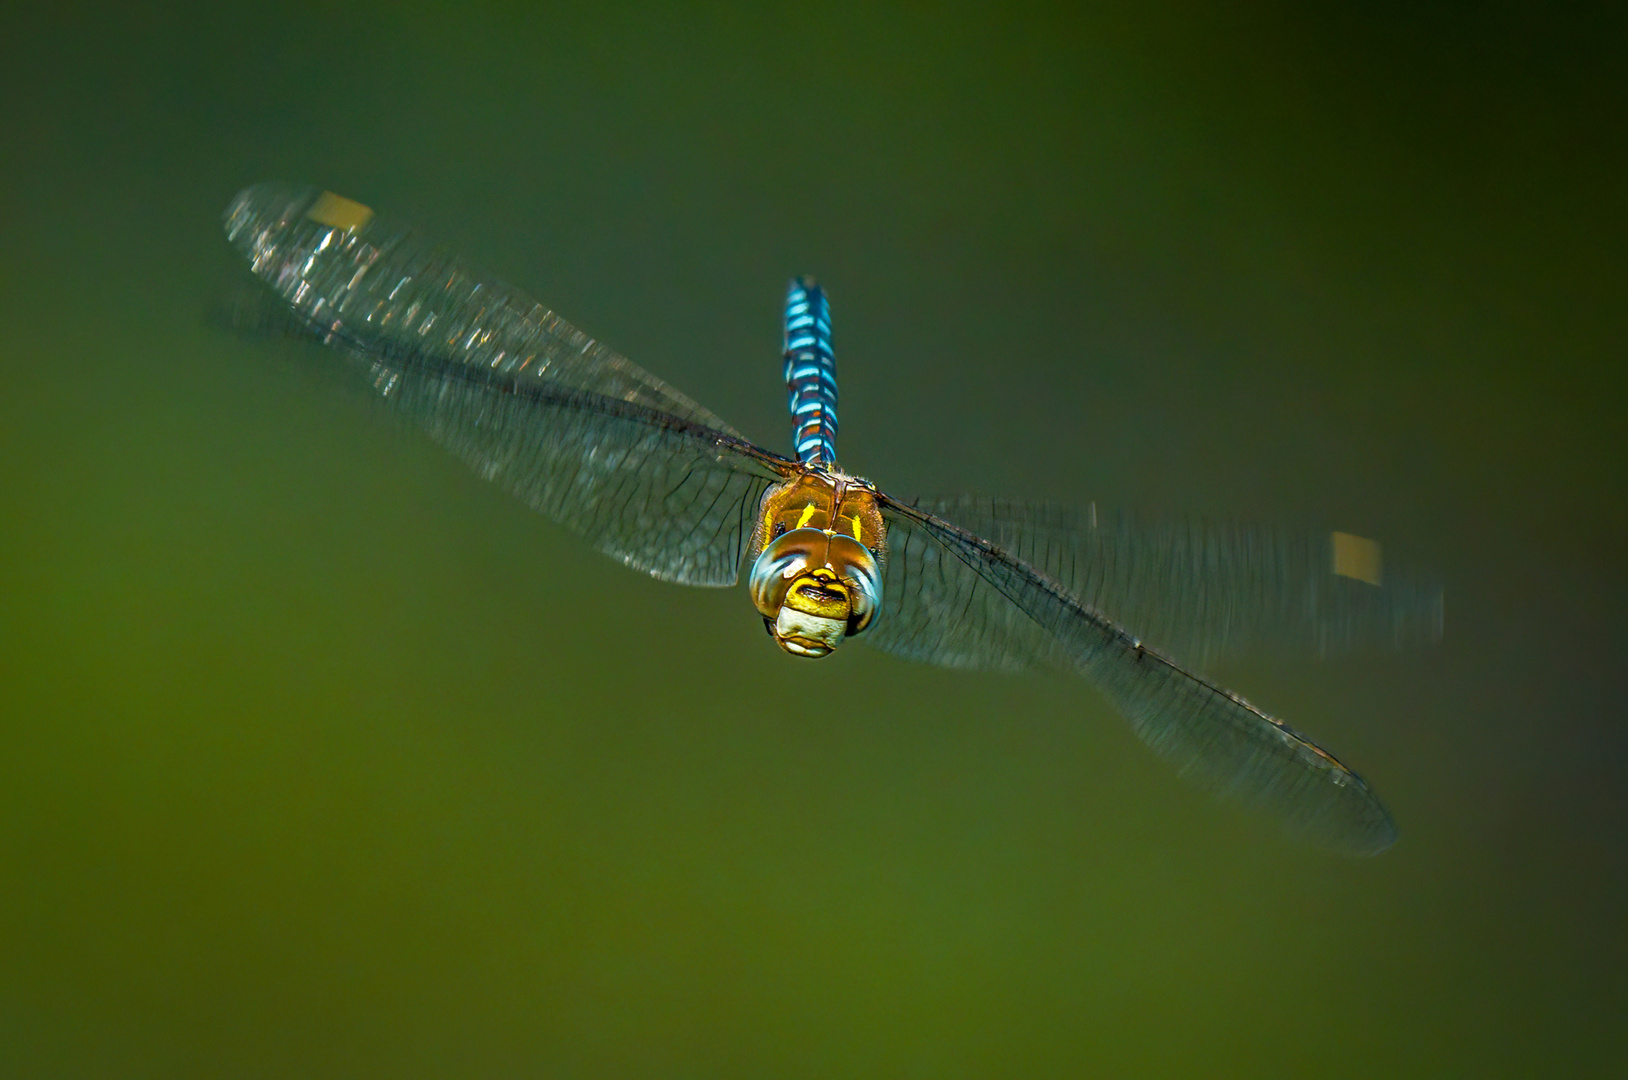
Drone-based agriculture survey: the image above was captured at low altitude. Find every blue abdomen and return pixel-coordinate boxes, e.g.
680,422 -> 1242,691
783,278 -> 837,465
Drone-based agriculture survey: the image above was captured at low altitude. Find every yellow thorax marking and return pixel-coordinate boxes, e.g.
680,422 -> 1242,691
850,514 -> 863,543
797,502 -> 818,529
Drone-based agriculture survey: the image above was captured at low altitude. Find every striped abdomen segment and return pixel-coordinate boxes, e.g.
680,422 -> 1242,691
783,277 -> 837,465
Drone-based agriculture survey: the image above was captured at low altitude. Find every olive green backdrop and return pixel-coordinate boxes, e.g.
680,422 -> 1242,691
1,2 -> 1622,1076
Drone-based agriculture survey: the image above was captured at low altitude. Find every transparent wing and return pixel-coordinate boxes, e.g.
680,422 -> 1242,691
223,182 -> 794,585
903,496 -> 1442,668
225,182 -> 736,432
871,496 -> 1398,854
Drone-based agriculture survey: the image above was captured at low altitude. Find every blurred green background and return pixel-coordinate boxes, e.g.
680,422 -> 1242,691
1,2 -> 1622,1076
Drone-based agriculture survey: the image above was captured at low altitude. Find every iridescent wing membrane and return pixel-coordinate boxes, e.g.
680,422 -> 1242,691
888,497 -> 1442,668
872,499 -> 1440,853
224,183 -> 1435,852
224,182 -> 793,584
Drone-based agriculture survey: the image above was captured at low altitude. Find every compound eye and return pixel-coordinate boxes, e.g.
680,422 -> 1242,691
824,532 -> 884,636
748,528 -> 827,619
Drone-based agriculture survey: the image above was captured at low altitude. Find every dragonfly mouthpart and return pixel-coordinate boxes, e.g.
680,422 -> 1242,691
773,605 -> 846,658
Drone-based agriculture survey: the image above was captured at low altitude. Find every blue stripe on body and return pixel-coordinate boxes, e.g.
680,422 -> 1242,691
783,277 -> 838,465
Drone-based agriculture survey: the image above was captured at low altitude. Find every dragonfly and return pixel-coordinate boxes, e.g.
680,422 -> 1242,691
222,182 -> 1441,855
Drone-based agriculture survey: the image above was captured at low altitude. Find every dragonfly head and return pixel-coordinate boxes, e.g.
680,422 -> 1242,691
749,527 -> 882,659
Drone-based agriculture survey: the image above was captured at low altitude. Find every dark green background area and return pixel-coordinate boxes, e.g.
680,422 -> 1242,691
1,2 -> 1622,1076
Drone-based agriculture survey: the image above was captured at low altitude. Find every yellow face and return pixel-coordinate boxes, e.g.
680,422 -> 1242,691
748,527 -> 883,658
